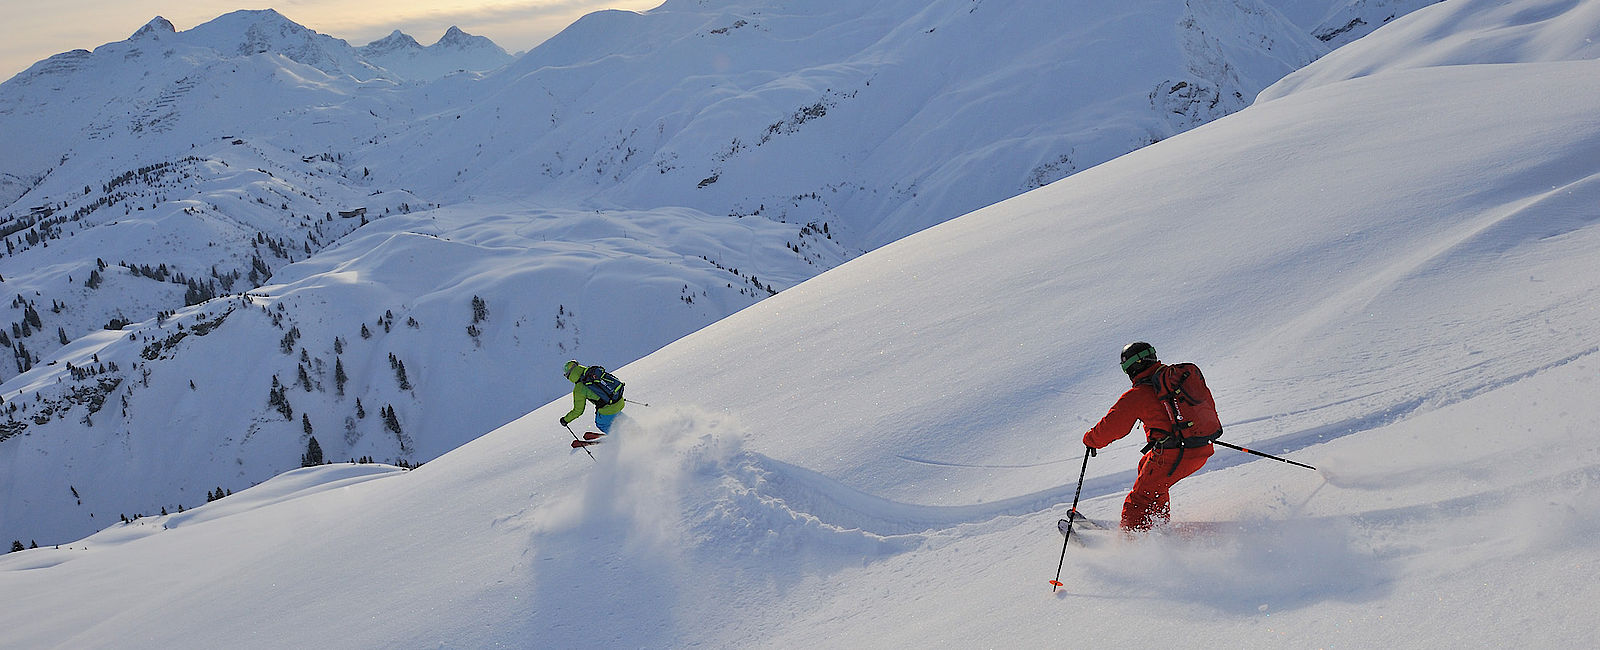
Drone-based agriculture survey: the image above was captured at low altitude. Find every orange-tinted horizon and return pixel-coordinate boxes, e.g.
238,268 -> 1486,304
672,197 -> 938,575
0,0 -> 663,81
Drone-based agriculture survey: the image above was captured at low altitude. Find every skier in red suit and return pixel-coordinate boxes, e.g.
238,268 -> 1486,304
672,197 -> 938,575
1083,342 -> 1215,532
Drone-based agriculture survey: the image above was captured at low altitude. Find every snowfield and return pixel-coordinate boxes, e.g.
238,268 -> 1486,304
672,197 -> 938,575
4,0 -> 1600,647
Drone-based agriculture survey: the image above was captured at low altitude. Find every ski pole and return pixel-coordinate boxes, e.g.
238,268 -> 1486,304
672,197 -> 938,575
1214,440 -> 1315,471
564,423 -> 596,462
624,398 -> 650,407
1050,446 -> 1094,592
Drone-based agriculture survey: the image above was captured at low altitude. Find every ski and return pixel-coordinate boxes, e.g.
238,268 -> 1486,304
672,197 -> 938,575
1057,509 -> 1110,536
1054,512 -> 1109,551
582,431 -> 605,441
571,438 -> 603,448
1074,509 -> 1109,530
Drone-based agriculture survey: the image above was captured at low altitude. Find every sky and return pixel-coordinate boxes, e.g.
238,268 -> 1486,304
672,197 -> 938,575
0,0 -> 663,82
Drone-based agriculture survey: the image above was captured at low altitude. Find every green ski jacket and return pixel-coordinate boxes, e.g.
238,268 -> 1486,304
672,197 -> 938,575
561,364 -> 624,424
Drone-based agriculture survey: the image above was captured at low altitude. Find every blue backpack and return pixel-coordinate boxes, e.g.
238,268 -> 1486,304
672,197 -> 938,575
580,365 -> 625,406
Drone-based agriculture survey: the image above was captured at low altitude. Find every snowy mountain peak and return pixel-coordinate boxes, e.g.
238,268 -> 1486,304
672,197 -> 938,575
361,30 -> 424,56
199,8 -> 304,47
357,25 -> 511,80
234,11 -> 331,55
436,26 -> 495,51
130,16 -> 176,40
182,9 -> 388,80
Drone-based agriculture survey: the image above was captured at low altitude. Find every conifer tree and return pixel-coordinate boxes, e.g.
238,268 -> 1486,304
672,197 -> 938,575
471,295 -> 488,323
382,405 -> 402,435
268,375 -> 293,419
302,436 -> 324,467
394,359 -> 411,391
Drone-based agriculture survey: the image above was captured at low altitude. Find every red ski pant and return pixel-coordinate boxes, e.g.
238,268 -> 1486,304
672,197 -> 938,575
1121,445 -> 1213,531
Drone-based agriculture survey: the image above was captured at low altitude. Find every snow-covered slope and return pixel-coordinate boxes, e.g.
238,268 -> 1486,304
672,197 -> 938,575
3,1 -> 1598,646
1266,0 -> 1447,46
1261,0 -> 1600,100
0,195 -> 844,545
0,0 -> 1338,546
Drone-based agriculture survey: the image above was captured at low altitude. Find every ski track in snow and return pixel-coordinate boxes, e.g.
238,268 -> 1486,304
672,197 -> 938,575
540,405 -> 1117,545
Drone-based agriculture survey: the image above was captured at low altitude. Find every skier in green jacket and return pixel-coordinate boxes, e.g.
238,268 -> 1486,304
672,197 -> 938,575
559,360 -> 625,434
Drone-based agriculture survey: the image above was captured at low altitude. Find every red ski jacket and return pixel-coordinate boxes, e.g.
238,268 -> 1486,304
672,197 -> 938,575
1082,364 -> 1176,450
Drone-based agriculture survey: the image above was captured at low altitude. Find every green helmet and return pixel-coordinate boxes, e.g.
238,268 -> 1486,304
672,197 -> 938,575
1120,342 -> 1158,376
563,360 -> 581,381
